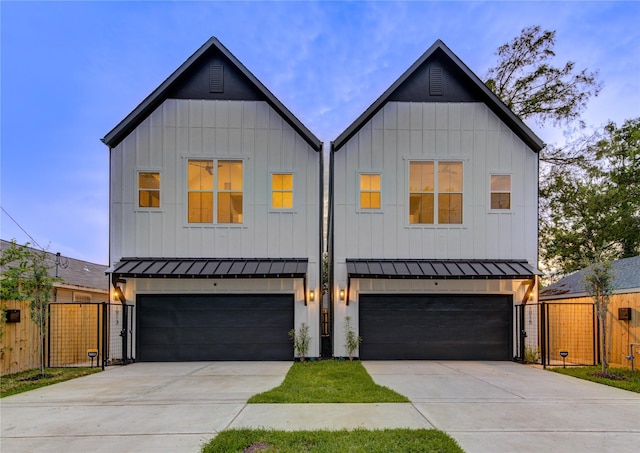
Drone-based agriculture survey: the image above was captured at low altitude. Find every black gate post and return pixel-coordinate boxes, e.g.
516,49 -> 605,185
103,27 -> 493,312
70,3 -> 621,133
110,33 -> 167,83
518,304 -> 526,362
540,302 -> 547,369
121,303 -> 128,365
101,303 -> 107,370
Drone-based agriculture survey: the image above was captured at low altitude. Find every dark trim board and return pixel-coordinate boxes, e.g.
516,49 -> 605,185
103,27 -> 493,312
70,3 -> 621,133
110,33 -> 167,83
358,294 -> 513,360
136,293 -> 294,361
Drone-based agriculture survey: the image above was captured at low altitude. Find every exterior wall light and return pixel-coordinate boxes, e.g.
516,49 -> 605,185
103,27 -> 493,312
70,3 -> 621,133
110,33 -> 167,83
113,286 -> 125,302
309,290 -> 315,302
339,289 -> 345,301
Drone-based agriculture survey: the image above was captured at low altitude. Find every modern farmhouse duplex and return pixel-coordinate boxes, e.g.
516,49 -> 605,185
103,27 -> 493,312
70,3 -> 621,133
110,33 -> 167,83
329,40 -> 543,360
102,37 -> 323,361
103,37 -> 542,362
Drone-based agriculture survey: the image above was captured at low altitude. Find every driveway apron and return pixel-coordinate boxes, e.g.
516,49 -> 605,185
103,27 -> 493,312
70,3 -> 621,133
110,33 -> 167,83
363,361 -> 640,453
0,362 -> 291,453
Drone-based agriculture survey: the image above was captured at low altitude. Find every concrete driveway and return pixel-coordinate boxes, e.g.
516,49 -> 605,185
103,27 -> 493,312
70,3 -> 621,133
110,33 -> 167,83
2,361 -> 639,453
363,361 -> 640,453
0,362 -> 291,453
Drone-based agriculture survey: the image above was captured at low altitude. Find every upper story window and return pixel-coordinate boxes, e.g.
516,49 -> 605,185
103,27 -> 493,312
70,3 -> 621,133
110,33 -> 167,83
272,173 -> 293,209
409,161 -> 462,224
187,159 -> 243,224
360,173 -> 381,209
138,172 -> 160,208
491,175 -> 511,209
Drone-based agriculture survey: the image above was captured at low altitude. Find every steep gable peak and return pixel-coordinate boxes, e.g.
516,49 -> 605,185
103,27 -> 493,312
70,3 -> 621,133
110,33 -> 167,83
332,39 -> 544,153
102,37 -> 321,151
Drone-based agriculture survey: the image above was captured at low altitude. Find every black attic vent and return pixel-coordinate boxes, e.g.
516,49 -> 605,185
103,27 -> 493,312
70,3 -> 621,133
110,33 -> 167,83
429,67 -> 444,96
209,64 -> 224,93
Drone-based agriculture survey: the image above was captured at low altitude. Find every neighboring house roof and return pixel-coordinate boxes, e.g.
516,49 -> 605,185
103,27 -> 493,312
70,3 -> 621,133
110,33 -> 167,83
102,36 -> 322,151
540,256 -> 640,299
111,257 -> 308,279
0,239 -> 109,292
346,259 -> 539,280
332,39 -> 544,153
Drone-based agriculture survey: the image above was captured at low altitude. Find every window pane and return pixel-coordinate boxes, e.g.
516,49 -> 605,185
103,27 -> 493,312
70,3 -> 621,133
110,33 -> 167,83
282,192 -> 293,209
218,161 -> 243,190
272,192 -> 283,209
410,162 -> 434,192
370,174 -> 381,191
491,175 -> 511,191
188,160 -> 213,190
491,193 -> 511,209
439,193 -> 462,224
281,174 -> 293,190
438,162 -> 462,192
369,192 -> 381,209
360,192 -> 371,209
360,174 -> 371,191
272,174 -> 283,190
218,192 -> 243,223
188,192 -> 213,223
410,193 -> 434,224
139,190 -> 160,208
139,172 -> 160,189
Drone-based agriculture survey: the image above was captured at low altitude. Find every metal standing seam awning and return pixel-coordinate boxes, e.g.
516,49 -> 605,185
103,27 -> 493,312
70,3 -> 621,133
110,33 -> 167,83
344,259 -> 540,305
109,257 -> 311,303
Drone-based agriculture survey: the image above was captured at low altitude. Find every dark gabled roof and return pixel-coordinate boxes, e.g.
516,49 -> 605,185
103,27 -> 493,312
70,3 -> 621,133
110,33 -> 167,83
0,239 -> 109,291
540,256 -> 640,298
111,257 -> 308,279
332,39 -> 544,153
346,259 -> 539,279
102,37 -> 322,151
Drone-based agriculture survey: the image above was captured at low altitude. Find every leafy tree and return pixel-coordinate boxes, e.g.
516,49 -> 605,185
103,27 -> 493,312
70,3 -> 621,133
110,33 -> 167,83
540,119 -> 640,277
0,240 -> 58,375
583,260 -> 614,373
486,25 -> 602,127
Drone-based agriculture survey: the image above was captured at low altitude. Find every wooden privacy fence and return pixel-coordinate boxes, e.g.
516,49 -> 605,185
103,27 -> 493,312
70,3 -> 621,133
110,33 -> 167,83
1,301 -> 134,376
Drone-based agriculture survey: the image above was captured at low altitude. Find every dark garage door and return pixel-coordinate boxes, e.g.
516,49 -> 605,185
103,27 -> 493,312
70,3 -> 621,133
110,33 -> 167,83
137,294 -> 293,361
359,294 -> 512,360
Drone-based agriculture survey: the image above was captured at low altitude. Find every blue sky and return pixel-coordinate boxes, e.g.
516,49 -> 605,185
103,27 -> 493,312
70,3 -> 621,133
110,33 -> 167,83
1,1 -> 638,264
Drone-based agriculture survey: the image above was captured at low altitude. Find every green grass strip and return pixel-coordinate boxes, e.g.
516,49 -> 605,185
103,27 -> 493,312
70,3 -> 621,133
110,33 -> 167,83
202,428 -> 463,453
1,367 -> 102,398
248,360 -> 408,403
549,365 -> 640,393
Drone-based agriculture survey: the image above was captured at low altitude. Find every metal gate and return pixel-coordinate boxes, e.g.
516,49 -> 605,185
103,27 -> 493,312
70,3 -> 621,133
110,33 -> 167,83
540,302 -> 597,367
47,302 -> 134,369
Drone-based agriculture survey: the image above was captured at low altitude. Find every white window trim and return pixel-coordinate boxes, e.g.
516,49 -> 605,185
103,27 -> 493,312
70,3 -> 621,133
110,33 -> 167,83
269,170 -> 296,213
183,157 -> 247,227
134,169 -> 163,212
356,171 -> 383,213
406,160 -> 465,227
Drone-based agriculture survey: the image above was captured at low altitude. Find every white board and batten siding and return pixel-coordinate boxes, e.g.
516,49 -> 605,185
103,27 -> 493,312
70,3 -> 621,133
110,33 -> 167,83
332,102 -> 539,357
109,98 -> 321,355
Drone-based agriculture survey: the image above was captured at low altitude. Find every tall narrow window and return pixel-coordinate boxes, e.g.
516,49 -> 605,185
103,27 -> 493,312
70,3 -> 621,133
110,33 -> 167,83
217,160 -> 243,223
360,174 -> 381,209
188,160 -> 214,223
272,173 -> 293,209
438,162 -> 463,224
491,175 -> 511,209
138,172 -> 160,208
409,162 -> 434,224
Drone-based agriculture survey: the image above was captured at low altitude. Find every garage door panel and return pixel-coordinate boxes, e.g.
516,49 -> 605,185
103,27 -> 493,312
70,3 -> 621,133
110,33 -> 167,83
137,294 -> 294,361
360,294 -> 512,360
